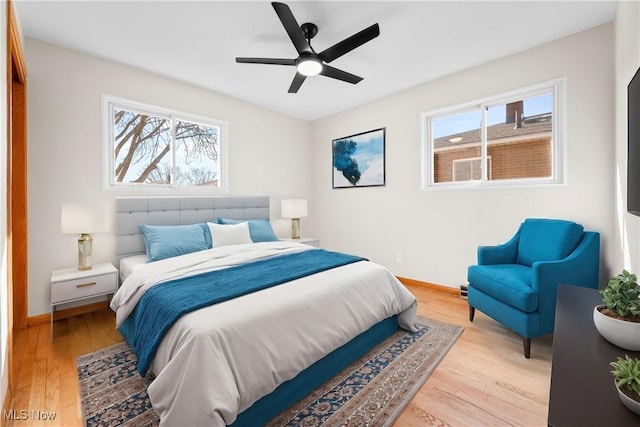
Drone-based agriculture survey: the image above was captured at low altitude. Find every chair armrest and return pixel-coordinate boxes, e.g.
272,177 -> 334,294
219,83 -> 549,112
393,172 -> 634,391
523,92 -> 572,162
532,231 -> 600,334
478,230 -> 520,265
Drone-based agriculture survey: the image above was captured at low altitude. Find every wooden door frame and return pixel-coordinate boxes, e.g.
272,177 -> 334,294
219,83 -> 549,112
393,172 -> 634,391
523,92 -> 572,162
6,0 -> 28,396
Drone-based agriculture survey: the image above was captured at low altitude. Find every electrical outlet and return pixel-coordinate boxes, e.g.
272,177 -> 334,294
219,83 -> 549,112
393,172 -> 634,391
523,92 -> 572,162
395,253 -> 403,263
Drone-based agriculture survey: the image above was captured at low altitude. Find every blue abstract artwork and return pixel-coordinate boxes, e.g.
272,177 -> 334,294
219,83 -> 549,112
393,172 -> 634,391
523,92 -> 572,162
332,128 -> 385,188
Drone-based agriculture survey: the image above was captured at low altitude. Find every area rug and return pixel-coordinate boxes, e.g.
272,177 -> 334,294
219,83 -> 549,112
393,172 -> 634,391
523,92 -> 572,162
77,316 -> 463,427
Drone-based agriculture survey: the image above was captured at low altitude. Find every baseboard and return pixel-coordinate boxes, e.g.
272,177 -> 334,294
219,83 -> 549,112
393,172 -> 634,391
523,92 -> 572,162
27,301 -> 110,327
396,276 -> 460,295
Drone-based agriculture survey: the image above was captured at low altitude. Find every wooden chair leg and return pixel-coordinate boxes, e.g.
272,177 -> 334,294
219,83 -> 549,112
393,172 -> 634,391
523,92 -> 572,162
523,337 -> 531,359
469,305 -> 475,322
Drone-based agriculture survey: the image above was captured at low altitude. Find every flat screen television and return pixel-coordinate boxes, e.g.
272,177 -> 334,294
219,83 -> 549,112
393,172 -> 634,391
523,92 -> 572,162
629,67 -> 640,216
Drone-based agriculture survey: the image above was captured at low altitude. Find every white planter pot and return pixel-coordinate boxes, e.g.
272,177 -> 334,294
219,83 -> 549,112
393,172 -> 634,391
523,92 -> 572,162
616,383 -> 640,416
593,305 -> 640,351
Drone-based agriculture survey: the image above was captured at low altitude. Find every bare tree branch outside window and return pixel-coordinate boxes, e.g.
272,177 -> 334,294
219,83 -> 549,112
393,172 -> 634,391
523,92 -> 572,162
113,107 -> 220,187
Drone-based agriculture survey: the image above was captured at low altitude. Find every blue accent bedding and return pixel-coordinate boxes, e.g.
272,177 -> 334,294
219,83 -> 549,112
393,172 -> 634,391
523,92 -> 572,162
120,249 -> 366,375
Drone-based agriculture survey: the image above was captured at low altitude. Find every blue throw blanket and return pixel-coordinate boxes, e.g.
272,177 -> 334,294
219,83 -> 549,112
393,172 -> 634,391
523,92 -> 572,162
120,249 -> 366,375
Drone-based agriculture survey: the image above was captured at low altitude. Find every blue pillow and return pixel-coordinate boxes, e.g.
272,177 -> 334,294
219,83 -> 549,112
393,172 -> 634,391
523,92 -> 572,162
216,218 -> 278,242
201,223 -> 213,248
139,223 -> 208,262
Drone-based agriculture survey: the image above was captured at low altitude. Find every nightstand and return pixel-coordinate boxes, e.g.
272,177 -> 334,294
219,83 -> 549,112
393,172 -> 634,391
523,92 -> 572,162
282,237 -> 319,247
50,262 -> 118,341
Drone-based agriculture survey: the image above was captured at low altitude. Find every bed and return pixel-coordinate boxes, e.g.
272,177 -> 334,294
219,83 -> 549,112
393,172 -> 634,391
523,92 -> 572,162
111,196 -> 417,426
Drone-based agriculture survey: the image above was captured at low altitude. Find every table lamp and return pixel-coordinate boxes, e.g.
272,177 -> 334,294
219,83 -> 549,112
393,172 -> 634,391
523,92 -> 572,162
281,199 -> 308,240
61,202 -> 107,271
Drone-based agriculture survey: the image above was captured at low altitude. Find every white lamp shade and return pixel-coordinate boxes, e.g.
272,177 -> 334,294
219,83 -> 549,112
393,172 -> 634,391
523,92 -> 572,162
281,199 -> 308,219
61,202 -> 110,234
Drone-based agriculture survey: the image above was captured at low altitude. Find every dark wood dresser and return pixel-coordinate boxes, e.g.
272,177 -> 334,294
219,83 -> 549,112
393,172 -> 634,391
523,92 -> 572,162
548,284 -> 640,426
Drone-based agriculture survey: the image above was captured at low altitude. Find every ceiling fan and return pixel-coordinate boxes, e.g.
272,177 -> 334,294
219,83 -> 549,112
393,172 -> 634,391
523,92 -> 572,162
236,2 -> 380,93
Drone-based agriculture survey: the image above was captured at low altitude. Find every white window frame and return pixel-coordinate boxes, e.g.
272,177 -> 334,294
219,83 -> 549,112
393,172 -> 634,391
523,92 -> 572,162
101,95 -> 228,193
421,77 -> 566,190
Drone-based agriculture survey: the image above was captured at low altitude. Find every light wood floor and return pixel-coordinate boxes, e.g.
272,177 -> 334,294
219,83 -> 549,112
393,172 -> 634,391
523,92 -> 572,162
4,284 -> 552,426
397,285 -> 552,426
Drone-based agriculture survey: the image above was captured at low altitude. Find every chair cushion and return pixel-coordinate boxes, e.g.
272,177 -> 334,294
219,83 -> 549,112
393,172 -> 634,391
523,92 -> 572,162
516,219 -> 584,267
468,264 -> 537,312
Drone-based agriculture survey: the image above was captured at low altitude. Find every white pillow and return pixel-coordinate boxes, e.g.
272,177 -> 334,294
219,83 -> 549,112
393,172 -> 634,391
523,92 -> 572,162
207,222 -> 252,248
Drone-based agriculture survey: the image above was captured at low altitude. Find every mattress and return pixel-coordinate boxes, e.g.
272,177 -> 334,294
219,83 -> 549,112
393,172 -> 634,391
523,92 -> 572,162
118,254 -> 148,281
111,241 -> 417,426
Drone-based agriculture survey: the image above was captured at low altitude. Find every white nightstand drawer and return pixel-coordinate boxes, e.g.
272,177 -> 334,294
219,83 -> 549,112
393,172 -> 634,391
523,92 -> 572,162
51,273 -> 117,304
51,263 -> 118,342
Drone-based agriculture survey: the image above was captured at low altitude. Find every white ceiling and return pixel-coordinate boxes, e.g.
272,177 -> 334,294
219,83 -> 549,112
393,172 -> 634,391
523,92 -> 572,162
15,1 -> 616,121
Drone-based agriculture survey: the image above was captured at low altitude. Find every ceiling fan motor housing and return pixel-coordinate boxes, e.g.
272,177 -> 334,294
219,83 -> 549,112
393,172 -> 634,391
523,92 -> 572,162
301,22 -> 318,40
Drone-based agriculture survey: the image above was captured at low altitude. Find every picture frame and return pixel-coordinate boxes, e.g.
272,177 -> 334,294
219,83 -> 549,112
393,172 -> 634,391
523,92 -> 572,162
332,127 -> 385,188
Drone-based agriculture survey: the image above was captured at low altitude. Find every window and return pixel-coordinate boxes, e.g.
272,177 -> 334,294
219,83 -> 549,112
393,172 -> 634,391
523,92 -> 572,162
453,157 -> 491,181
421,78 -> 565,189
102,96 -> 227,191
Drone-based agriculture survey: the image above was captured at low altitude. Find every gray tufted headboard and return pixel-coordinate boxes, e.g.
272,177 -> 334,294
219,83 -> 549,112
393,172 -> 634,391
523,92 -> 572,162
114,196 -> 270,265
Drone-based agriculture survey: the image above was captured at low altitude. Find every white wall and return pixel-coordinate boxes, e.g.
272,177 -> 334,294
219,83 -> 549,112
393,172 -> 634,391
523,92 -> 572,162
23,20 -> 622,314
311,24 -> 615,289
614,2 -> 640,273
25,38 -> 313,316
1,0 -> 10,409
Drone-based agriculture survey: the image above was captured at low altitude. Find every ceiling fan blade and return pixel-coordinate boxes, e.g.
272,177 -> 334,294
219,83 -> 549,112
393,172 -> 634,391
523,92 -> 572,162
272,2 -> 312,55
288,72 -> 307,93
320,65 -> 363,84
319,23 -> 380,63
236,57 -> 296,66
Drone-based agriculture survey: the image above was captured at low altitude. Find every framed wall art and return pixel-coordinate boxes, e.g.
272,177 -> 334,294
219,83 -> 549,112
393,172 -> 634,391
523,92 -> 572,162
332,127 -> 385,188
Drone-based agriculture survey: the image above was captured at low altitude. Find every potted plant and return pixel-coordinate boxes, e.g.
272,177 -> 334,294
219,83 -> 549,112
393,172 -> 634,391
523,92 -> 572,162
593,270 -> 640,351
611,355 -> 640,415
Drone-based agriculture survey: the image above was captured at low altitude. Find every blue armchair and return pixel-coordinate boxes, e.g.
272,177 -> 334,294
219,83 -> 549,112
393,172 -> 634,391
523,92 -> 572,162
467,218 -> 600,358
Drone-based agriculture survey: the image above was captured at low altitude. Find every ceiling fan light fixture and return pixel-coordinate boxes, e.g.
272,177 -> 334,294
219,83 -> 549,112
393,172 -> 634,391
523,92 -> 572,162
236,2 -> 379,92
297,57 -> 322,76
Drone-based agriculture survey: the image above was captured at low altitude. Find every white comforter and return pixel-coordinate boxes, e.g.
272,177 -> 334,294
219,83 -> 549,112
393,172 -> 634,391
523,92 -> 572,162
111,241 -> 417,426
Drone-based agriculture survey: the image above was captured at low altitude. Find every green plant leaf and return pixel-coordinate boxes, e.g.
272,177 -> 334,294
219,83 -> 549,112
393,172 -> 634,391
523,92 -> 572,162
602,270 -> 640,318
611,355 -> 640,395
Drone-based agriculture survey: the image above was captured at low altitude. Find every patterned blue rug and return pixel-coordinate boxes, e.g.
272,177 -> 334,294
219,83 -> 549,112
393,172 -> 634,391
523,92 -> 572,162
77,316 -> 463,427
